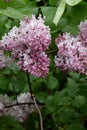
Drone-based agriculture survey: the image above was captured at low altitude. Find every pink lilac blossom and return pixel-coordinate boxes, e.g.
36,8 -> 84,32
54,30 -> 87,75
18,51 -> 50,77
0,15 -> 51,78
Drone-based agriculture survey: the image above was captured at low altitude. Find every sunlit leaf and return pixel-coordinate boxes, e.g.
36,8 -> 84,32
53,0 -> 66,25
66,0 -> 82,6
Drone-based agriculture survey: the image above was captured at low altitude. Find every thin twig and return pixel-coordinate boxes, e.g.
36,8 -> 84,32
5,102 -> 34,108
5,101 -> 44,108
27,73 -> 44,130
33,96 -> 43,130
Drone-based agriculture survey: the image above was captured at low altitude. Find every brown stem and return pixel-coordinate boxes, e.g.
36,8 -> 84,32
5,102 -> 34,108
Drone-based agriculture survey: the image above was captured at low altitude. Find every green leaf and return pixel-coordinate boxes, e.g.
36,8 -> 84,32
36,92 -> 48,103
2,7 -> 24,19
46,76 -> 59,89
66,123 -> 85,130
58,108 -> 75,123
67,78 -> 77,88
5,19 -> 11,29
79,83 -> 87,98
67,2 -> 87,21
67,78 -> 79,97
66,0 -> 82,6
53,0 -> 66,25
49,0 -> 58,6
72,95 -> 86,107
8,0 -> 37,17
8,0 -> 27,9
11,63 -> 19,74
57,18 -> 68,28
55,96 -> 72,106
0,14 -> 8,25
69,72 -> 80,81
9,73 -> 26,92
0,68 -> 12,75
0,116 -> 24,130
80,104 -> 87,116
62,23 -> 79,35
0,76 -> 9,90
0,116 -> 15,126
0,14 -> 8,38
45,96 -> 55,112
53,91 -> 73,106
14,124 -> 25,130
0,0 -> 5,8
42,7 -> 57,29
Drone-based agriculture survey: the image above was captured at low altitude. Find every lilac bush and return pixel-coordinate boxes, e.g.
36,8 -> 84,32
0,0 -> 87,128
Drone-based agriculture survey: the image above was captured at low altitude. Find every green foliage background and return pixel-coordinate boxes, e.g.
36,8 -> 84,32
0,0 -> 87,130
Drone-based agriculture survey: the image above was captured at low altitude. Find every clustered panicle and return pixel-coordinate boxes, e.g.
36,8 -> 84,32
55,20 -> 87,75
0,93 -> 35,122
0,15 -> 51,78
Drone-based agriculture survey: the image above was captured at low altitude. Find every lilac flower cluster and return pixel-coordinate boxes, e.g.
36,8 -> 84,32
55,20 -> 87,75
0,93 -> 35,122
0,15 -> 51,78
